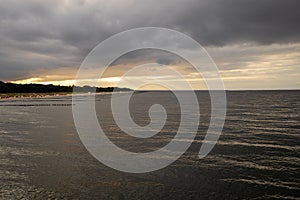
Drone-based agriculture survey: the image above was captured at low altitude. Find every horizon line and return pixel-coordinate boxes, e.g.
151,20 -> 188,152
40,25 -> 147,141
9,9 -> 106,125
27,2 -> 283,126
2,81 -> 300,91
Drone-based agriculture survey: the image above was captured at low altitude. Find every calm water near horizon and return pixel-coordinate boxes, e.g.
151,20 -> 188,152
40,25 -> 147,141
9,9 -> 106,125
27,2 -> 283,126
0,91 -> 299,199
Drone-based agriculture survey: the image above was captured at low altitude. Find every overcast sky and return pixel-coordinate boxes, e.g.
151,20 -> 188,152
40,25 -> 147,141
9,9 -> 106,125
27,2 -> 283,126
0,0 -> 300,89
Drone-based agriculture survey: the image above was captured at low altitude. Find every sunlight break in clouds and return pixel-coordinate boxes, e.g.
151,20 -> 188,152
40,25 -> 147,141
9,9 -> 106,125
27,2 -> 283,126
0,0 -> 300,89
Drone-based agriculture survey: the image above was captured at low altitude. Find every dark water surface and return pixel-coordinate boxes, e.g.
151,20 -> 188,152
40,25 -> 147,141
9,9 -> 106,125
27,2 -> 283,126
0,91 -> 299,199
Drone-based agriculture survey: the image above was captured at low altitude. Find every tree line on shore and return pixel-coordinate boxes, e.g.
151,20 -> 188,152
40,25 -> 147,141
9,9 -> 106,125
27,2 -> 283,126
0,81 -> 132,93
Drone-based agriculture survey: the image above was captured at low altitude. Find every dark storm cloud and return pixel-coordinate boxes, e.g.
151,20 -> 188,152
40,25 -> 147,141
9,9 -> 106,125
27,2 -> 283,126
0,0 -> 299,81
180,0 -> 300,46
111,50 -> 184,67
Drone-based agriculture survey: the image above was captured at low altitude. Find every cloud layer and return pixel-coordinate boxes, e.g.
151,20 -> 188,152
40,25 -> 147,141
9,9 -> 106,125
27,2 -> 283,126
0,0 -> 299,89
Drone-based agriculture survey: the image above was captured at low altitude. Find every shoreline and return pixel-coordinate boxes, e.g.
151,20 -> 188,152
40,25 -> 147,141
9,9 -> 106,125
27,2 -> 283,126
0,91 -> 130,101
0,92 -> 73,101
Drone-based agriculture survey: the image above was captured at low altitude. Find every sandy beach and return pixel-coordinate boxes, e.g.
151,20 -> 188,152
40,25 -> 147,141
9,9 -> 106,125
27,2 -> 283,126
0,93 -> 73,101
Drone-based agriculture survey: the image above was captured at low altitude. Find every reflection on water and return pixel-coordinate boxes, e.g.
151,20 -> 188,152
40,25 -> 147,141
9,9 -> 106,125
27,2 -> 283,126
0,91 -> 299,199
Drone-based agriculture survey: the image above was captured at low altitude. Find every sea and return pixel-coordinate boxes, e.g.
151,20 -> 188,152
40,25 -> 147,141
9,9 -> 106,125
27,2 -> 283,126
0,91 -> 299,199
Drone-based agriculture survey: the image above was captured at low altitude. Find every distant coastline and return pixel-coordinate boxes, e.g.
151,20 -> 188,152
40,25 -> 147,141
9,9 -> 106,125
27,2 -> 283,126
0,81 -> 132,100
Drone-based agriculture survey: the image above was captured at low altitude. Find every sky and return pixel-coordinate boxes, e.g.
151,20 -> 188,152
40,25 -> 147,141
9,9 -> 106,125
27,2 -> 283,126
0,0 -> 300,90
